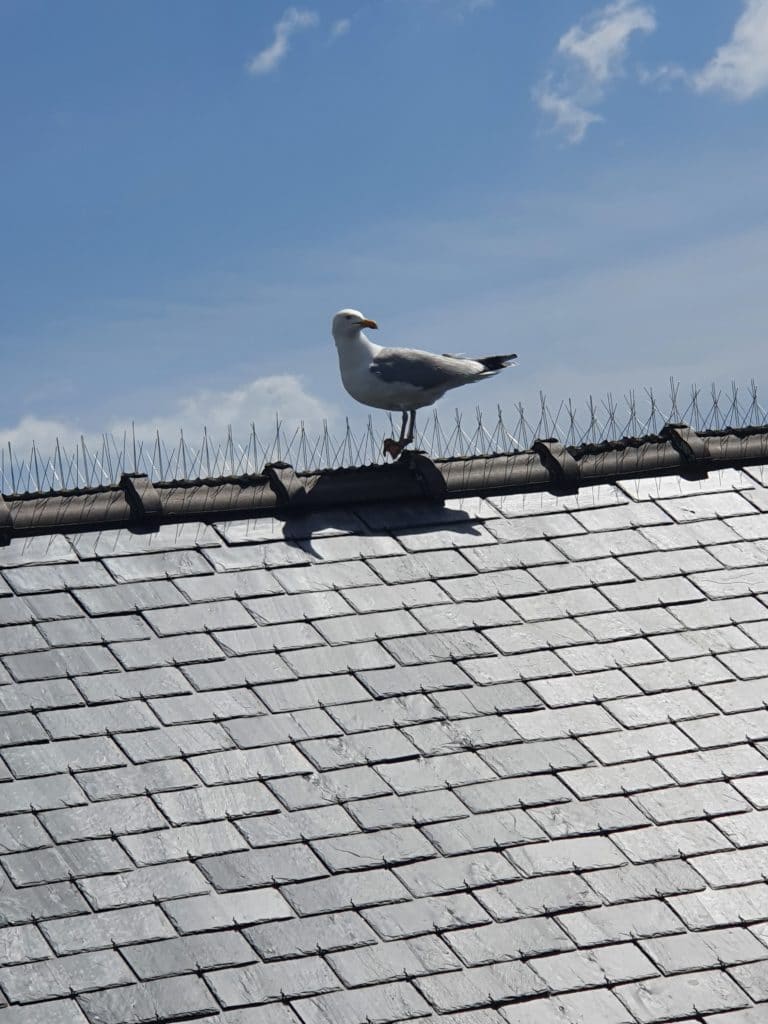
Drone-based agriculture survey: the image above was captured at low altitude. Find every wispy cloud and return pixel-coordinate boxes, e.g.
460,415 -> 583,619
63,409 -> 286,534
330,18 -> 351,39
536,0 -> 656,143
693,0 -> 768,100
246,7 -> 319,76
533,87 -> 602,145
0,375 -> 337,453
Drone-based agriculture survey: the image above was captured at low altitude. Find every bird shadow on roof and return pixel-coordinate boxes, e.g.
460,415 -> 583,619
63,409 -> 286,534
272,502 -> 480,560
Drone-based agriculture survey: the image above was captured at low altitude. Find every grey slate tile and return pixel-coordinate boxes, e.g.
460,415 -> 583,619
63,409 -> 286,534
0,677 -> 83,713
456,773 -> 572,812
199,842 -> 326,889
104,550 -> 212,583
0,878 -> 89,926
282,641 -> 394,678
214,620 -> 323,655
163,888 -> 292,932
115,721 -> 233,762
376,752 -> 496,795
668,884 -> 768,928
181,651 -> 295,689
0,948 -> 133,1002
529,942 -> 656,991
641,927 -> 768,973
206,956 -> 340,1007
328,934 -> 460,986
41,796 -> 167,841
273,560 -> 381,593
0,535 -> 76,568
633,781 -> 749,823
328,694 -> 441,733
0,923 -> 52,964
0,711 -> 47,745
77,976 -> 219,1024
39,701 -> 158,739
292,981 -> 431,1024
224,708 -> 338,749
245,910 -> 377,959
269,765 -> 391,809
559,899 -> 685,946
153,781 -> 278,824
75,666 -> 192,703
315,609 -> 424,645
173,566 -> 281,601
414,961 -> 546,1012
403,715 -> 520,756
121,821 -> 248,864
528,796 -> 649,838
612,820 -> 731,862
312,826 -> 435,873
479,738 -> 593,777
357,661 -> 472,699
423,810 -> 544,854
143,599 -> 254,636
5,645 -> 120,682
110,634 -> 224,670
76,759 -> 198,800
190,743 -> 313,784
501,991 -> 634,1024
412,598 -> 518,631
40,905 -> 176,954
149,688 -> 264,724
74,580 -> 185,615
236,804 -> 358,847
363,893 -> 490,940
444,917 -> 572,966
283,868 -> 410,915
121,930 -> 255,979
615,970 -> 748,1023
298,727 -> 418,769
395,851 -> 518,897
0,774 -> 87,814
583,859 -> 704,903
346,790 -> 468,831
2,838 -> 131,886
0,813 -> 53,853
79,862 -> 210,910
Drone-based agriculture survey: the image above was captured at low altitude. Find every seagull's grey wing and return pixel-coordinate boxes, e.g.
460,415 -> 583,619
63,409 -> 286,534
371,347 -> 474,390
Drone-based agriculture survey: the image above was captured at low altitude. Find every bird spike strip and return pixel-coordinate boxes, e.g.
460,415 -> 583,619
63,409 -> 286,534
1,378 -> 765,497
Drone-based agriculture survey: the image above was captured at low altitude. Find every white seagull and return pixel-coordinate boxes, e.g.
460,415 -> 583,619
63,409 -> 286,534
332,308 -> 517,458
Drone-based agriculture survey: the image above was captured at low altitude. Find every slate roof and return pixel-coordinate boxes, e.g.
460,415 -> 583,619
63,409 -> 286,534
1,460 -> 768,1023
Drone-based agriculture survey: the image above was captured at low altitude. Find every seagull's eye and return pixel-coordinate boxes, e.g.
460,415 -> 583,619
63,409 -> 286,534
345,315 -> 352,320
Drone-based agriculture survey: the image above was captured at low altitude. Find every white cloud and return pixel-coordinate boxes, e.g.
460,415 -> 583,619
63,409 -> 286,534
536,0 -> 656,143
330,18 -> 351,39
246,7 -> 318,76
558,0 -> 655,83
693,0 -> 768,100
534,86 -> 602,144
0,375 -> 337,455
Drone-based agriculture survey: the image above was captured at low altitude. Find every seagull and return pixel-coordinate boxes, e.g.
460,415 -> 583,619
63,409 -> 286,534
332,308 -> 517,459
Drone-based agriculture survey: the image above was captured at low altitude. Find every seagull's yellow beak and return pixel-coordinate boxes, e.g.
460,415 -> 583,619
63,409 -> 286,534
358,318 -> 378,330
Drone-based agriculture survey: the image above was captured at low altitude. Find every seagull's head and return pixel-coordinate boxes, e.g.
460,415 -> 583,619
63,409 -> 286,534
332,309 -> 378,344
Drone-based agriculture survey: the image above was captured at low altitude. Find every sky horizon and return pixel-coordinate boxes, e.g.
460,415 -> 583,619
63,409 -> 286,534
2,0 -> 767,461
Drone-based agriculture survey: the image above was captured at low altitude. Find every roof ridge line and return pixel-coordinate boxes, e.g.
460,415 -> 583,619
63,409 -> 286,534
1,423 -> 767,539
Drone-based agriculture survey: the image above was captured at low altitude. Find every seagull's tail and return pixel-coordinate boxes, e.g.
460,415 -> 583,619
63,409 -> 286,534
477,353 -> 517,372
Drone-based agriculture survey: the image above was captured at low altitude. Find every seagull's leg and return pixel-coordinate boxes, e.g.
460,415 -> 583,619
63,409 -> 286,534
404,410 -> 416,446
384,411 -> 409,459
401,411 -> 410,444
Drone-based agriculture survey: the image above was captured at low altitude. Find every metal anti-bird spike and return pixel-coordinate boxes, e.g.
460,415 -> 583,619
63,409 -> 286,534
1,378 -> 766,495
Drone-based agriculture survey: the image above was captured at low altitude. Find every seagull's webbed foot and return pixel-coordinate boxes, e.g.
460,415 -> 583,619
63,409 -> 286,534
383,438 -> 408,460
384,410 -> 416,461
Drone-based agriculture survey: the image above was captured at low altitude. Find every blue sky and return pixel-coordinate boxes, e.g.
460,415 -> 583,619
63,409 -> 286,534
1,0 -> 767,454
